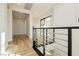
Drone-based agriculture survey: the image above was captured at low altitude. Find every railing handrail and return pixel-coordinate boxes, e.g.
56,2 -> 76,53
33,26 -> 79,29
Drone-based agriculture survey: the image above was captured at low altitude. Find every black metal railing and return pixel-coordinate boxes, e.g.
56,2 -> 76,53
33,26 -> 79,56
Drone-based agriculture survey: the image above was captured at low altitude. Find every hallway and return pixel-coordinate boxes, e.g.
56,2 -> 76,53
6,35 -> 38,56
1,3 -> 79,56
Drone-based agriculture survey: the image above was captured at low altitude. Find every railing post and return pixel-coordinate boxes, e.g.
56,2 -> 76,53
33,26 -> 35,48
43,29 -> 45,55
46,29 -> 48,45
35,29 -> 38,47
53,29 -> 55,42
33,27 -> 44,56
68,28 -> 72,56
33,26 -> 38,48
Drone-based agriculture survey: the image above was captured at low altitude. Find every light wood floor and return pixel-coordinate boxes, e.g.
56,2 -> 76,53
6,35 -> 38,56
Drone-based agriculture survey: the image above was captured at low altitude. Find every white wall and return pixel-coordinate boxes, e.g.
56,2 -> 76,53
53,3 -> 79,56
7,7 -> 13,42
26,15 -> 30,36
8,5 -> 32,40
31,3 -> 79,55
53,4 -> 79,27
0,3 -> 9,53
31,3 -> 54,28
29,13 -> 33,39
32,18 -> 40,28
13,19 -> 26,35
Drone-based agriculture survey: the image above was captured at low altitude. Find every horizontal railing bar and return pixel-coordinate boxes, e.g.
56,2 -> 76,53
35,44 -> 38,48
34,28 -> 68,29
55,42 -> 68,48
35,42 -> 39,47
37,41 -> 67,48
33,26 -> 79,29
55,38 -> 68,42
47,41 -> 54,44
37,41 -> 43,44
37,42 -> 54,47
38,44 -> 67,54
51,45 -> 68,54
55,33 -> 68,35
36,38 -> 67,47
38,44 -> 44,47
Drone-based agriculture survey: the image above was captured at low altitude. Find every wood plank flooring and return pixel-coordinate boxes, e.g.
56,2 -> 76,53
6,35 -> 38,56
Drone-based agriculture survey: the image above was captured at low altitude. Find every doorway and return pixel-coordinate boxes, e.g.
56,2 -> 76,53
6,10 -> 37,56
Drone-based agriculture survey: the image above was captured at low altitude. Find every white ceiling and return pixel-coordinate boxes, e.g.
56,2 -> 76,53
8,3 -> 33,10
25,3 -> 33,10
12,11 -> 29,19
8,3 -> 33,19
8,3 -> 56,19
31,3 -> 56,19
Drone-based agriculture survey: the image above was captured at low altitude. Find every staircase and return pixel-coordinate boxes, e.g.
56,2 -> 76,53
32,26 -> 75,56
